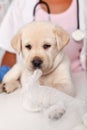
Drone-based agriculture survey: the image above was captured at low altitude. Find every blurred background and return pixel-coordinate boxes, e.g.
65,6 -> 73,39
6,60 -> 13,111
0,0 -> 12,64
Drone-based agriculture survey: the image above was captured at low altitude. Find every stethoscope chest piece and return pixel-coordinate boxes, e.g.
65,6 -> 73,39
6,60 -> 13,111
72,0 -> 85,42
72,29 -> 85,42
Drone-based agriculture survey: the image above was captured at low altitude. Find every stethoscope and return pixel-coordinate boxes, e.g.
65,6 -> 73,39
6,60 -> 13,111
33,0 -> 85,42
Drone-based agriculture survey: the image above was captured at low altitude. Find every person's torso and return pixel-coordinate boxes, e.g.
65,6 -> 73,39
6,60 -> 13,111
22,0 -> 83,72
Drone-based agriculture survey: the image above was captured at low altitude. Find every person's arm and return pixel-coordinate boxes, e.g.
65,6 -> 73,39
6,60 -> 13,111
0,0 -> 25,66
0,0 -> 36,67
1,52 -> 16,67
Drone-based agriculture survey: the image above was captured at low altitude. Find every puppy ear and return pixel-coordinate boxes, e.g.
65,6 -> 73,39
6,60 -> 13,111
11,32 -> 22,53
54,26 -> 70,51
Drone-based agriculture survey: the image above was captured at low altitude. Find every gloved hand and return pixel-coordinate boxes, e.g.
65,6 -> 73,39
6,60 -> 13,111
0,66 -> 10,82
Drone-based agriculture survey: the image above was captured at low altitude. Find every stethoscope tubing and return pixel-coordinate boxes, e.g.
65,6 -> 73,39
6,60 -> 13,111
33,0 -> 51,21
33,0 -> 79,29
77,0 -> 79,29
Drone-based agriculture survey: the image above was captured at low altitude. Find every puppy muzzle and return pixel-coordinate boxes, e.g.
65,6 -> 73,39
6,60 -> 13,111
31,57 -> 43,69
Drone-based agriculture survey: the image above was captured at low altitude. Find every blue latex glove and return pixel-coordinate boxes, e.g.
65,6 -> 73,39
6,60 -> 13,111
0,66 -> 10,82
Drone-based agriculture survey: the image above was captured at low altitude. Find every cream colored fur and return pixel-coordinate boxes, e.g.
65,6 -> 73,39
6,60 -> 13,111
1,21 -> 74,96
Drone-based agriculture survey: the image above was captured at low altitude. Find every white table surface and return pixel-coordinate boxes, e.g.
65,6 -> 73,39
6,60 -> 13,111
0,71 -> 87,130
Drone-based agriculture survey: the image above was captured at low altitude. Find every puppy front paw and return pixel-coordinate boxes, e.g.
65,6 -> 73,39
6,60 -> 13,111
3,80 -> 21,93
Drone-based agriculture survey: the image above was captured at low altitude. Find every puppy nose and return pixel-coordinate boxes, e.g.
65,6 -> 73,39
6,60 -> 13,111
32,59 -> 43,68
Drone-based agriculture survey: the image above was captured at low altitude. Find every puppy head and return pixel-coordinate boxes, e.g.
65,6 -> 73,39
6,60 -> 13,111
12,22 -> 69,73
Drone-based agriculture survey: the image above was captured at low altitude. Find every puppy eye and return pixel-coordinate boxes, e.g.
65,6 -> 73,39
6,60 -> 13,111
25,44 -> 32,50
43,44 -> 51,49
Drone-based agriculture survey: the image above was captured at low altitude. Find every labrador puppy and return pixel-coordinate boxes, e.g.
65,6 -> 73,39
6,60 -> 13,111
1,21 -> 75,96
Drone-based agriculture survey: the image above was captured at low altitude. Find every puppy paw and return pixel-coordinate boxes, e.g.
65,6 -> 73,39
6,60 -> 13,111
48,107 -> 65,120
3,80 -> 21,93
47,104 -> 65,120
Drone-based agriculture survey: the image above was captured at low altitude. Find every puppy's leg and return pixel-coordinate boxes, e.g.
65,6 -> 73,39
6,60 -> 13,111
45,102 -> 65,120
2,63 -> 23,93
3,80 -> 21,93
52,82 -> 75,97
53,56 -> 75,96
3,63 -> 23,82
54,83 -> 75,97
